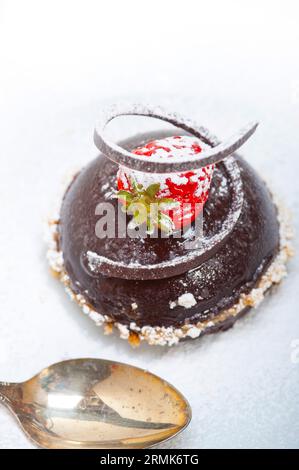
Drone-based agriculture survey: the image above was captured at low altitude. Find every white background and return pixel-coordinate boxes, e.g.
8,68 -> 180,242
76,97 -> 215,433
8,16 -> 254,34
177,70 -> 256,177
0,0 -> 298,448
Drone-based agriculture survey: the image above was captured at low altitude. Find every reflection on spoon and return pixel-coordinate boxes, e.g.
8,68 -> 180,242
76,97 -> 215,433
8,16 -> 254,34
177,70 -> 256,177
0,358 -> 191,449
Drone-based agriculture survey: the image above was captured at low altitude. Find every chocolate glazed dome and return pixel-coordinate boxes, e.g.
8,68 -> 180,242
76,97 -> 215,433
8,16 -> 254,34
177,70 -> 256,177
49,123 -> 292,347
47,104 -> 293,346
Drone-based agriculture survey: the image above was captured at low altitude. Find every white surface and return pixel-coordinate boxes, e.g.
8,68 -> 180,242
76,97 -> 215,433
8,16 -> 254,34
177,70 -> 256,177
0,0 -> 298,449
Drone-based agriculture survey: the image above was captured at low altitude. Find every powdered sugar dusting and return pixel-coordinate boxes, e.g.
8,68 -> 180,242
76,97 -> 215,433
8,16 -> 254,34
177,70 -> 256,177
176,293 -> 197,308
94,103 -> 258,173
117,135 -> 214,198
169,293 -> 197,310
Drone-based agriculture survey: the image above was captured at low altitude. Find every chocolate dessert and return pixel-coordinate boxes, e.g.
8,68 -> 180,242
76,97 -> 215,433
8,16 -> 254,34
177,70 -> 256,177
47,104 -> 293,346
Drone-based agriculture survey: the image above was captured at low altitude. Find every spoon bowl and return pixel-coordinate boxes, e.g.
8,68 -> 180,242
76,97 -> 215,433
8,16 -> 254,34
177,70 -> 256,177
0,358 -> 191,449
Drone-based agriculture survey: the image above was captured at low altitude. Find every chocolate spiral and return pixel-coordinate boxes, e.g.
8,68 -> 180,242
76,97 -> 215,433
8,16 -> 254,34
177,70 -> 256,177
94,103 -> 258,173
82,156 -> 243,281
84,104 -> 257,280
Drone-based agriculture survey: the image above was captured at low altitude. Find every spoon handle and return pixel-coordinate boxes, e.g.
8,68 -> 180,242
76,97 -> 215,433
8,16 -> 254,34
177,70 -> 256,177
0,382 -> 16,405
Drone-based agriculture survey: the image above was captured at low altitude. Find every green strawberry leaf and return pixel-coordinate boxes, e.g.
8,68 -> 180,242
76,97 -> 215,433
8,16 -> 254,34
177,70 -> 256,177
145,183 -> 161,198
117,180 -> 177,234
117,190 -> 133,202
127,202 -> 148,225
159,197 -> 178,204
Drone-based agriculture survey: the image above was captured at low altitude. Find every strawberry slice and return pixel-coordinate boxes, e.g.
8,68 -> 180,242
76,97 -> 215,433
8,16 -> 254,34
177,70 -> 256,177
117,136 -> 214,233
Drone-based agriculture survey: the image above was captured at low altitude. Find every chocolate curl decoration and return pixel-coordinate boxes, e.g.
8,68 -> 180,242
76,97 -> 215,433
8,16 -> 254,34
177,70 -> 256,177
94,103 -> 258,173
85,104 -> 258,280
84,156 -> 243,281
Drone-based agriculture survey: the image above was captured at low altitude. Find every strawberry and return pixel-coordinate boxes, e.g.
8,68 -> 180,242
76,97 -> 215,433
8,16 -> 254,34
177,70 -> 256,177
117,136 -> 214,233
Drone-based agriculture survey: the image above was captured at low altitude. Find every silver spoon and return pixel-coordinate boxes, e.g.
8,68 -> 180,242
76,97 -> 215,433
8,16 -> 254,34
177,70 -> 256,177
0,358 -> 191,449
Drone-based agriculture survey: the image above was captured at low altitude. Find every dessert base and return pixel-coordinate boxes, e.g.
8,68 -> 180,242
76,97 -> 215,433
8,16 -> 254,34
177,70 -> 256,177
47,197 -> 292,346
